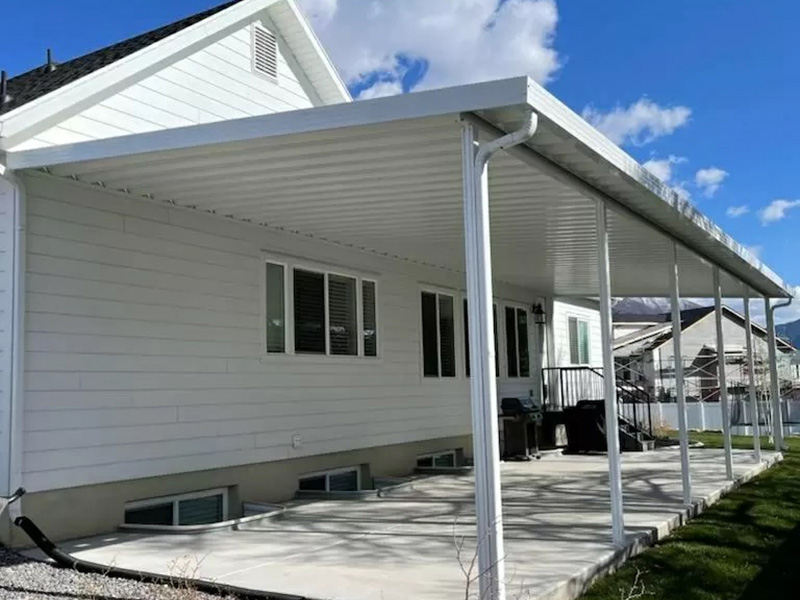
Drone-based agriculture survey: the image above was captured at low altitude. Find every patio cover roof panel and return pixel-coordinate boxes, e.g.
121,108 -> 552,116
7,77 -> 790,299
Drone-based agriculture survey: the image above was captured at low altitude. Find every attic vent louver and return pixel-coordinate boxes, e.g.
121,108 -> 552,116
252,24 -> 278,80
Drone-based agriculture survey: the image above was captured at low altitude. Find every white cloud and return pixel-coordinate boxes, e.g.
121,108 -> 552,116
299,0 -> 338,27
643,155 -> 686,183
298,0 -> 560,99
759,199 -> 800,225
695,167 -> 728,197
357,80 -> 404,99
726,205 -> 749,218
642,155 -> 691,200
581,98 -> 691,146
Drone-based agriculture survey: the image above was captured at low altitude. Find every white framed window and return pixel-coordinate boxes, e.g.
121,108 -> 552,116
568,316 -> 591,365
504,305 -> 530,378
463,299 -> 499,377
421,291 -> 456,378
298,466 -> 361,492
124,488 -> 228,526
416,450 -> 457,468
264,259 -> 378,358
251,23 -> 279,81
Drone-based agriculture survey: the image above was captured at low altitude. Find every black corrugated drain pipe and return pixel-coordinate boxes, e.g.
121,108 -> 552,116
8,489 -> 311,600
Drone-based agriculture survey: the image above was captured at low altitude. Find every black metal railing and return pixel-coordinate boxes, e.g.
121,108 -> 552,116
542,366 -> 654,439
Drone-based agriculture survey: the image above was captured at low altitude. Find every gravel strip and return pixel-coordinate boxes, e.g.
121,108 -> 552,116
0,547 -> 238,599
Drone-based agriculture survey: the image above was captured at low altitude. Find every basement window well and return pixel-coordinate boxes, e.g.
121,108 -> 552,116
298,466 -> 360,492
124,488 -> 228,526
416,450 -> 457,468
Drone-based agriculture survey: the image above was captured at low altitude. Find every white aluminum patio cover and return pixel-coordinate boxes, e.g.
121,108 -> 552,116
7,77 -> 791,300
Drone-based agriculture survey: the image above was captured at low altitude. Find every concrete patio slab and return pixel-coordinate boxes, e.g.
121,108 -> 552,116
39,447 -> 781,600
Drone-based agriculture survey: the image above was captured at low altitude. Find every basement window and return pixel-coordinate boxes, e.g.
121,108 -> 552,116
252,23 -> 279,80
298,467 -> 360,492
416,450 -> 457,468
124,488 -> 228,526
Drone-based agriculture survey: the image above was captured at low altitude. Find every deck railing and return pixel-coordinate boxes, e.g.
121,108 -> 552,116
542,366 -> 654,438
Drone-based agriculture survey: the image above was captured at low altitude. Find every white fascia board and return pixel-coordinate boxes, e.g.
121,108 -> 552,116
0,0 -> 283,150
280,0 -> 351,103
6,77 -> 532,170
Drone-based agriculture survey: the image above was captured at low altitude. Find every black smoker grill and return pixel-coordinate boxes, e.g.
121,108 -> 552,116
500,397 -> 543,461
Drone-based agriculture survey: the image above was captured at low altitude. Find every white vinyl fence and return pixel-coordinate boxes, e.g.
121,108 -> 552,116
652,400 -> 800,436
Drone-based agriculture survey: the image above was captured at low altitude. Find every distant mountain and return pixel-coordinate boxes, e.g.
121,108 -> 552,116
612,297 -> 704,317
776,318 -> 800,349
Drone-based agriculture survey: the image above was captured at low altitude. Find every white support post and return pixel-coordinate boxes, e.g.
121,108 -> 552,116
713,267 -> 734,479
743,289 -> 762,462
669,242 -> 692,505
461,121 -> 505,600
765,298 -> 785,451
596,201 -> 626,547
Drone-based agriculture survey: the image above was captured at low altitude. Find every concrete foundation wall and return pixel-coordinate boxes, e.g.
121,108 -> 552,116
3,434 -> 471,547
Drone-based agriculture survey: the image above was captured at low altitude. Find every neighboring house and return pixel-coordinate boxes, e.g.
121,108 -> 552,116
614,306 -> 798,403
0,0 -> 609,543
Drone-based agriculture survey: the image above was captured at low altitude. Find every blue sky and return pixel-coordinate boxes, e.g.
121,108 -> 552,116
2,0 -> 799,318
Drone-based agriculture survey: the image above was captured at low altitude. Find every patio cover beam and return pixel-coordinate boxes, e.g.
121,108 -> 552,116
713,266 -> 735,480
596,201 -> 625,546
461,111 -> 538,600
670,242 -> 693,505
767,297 -> 790,451
743,289 -> 762,462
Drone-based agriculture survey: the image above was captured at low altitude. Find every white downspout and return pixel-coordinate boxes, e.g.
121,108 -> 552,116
0,163 -> 26,520
462,110 -> 538,600
767,295 -> 793,451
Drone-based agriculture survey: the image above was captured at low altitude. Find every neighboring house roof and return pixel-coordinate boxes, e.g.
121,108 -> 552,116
0,0 -> 351,149
0,0 -> 243,116
614,305 -> 796,355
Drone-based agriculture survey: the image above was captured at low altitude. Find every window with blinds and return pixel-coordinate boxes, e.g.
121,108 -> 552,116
294,269 -> 326,354
328,275 -> 357,356
568,316 -> 591,365
363,281 -> 377,357
264,260 -> 377,358
421,291 -> 456,378
504,306 -> 530,378
464,300 -> 499,377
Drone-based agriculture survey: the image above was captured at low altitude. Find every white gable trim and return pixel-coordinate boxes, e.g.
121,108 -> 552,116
0,0 -> 349,150
276,0 -> 351,104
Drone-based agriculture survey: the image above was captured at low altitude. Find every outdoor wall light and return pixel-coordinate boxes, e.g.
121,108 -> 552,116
532,302 -> 546,325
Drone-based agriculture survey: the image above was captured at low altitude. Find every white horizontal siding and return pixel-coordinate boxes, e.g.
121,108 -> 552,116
13,23 -> 318,152
22,173 -> 541,492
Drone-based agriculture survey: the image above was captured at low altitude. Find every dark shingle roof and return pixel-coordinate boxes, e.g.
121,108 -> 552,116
1,0 -> 243,116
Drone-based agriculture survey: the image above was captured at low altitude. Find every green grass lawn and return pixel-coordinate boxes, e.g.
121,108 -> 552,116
579,433 -> 800,600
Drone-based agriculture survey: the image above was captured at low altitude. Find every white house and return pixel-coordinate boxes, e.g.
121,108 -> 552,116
0,1 -> 793,595
614,306 -> 797,403
0,0 -> 609,544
